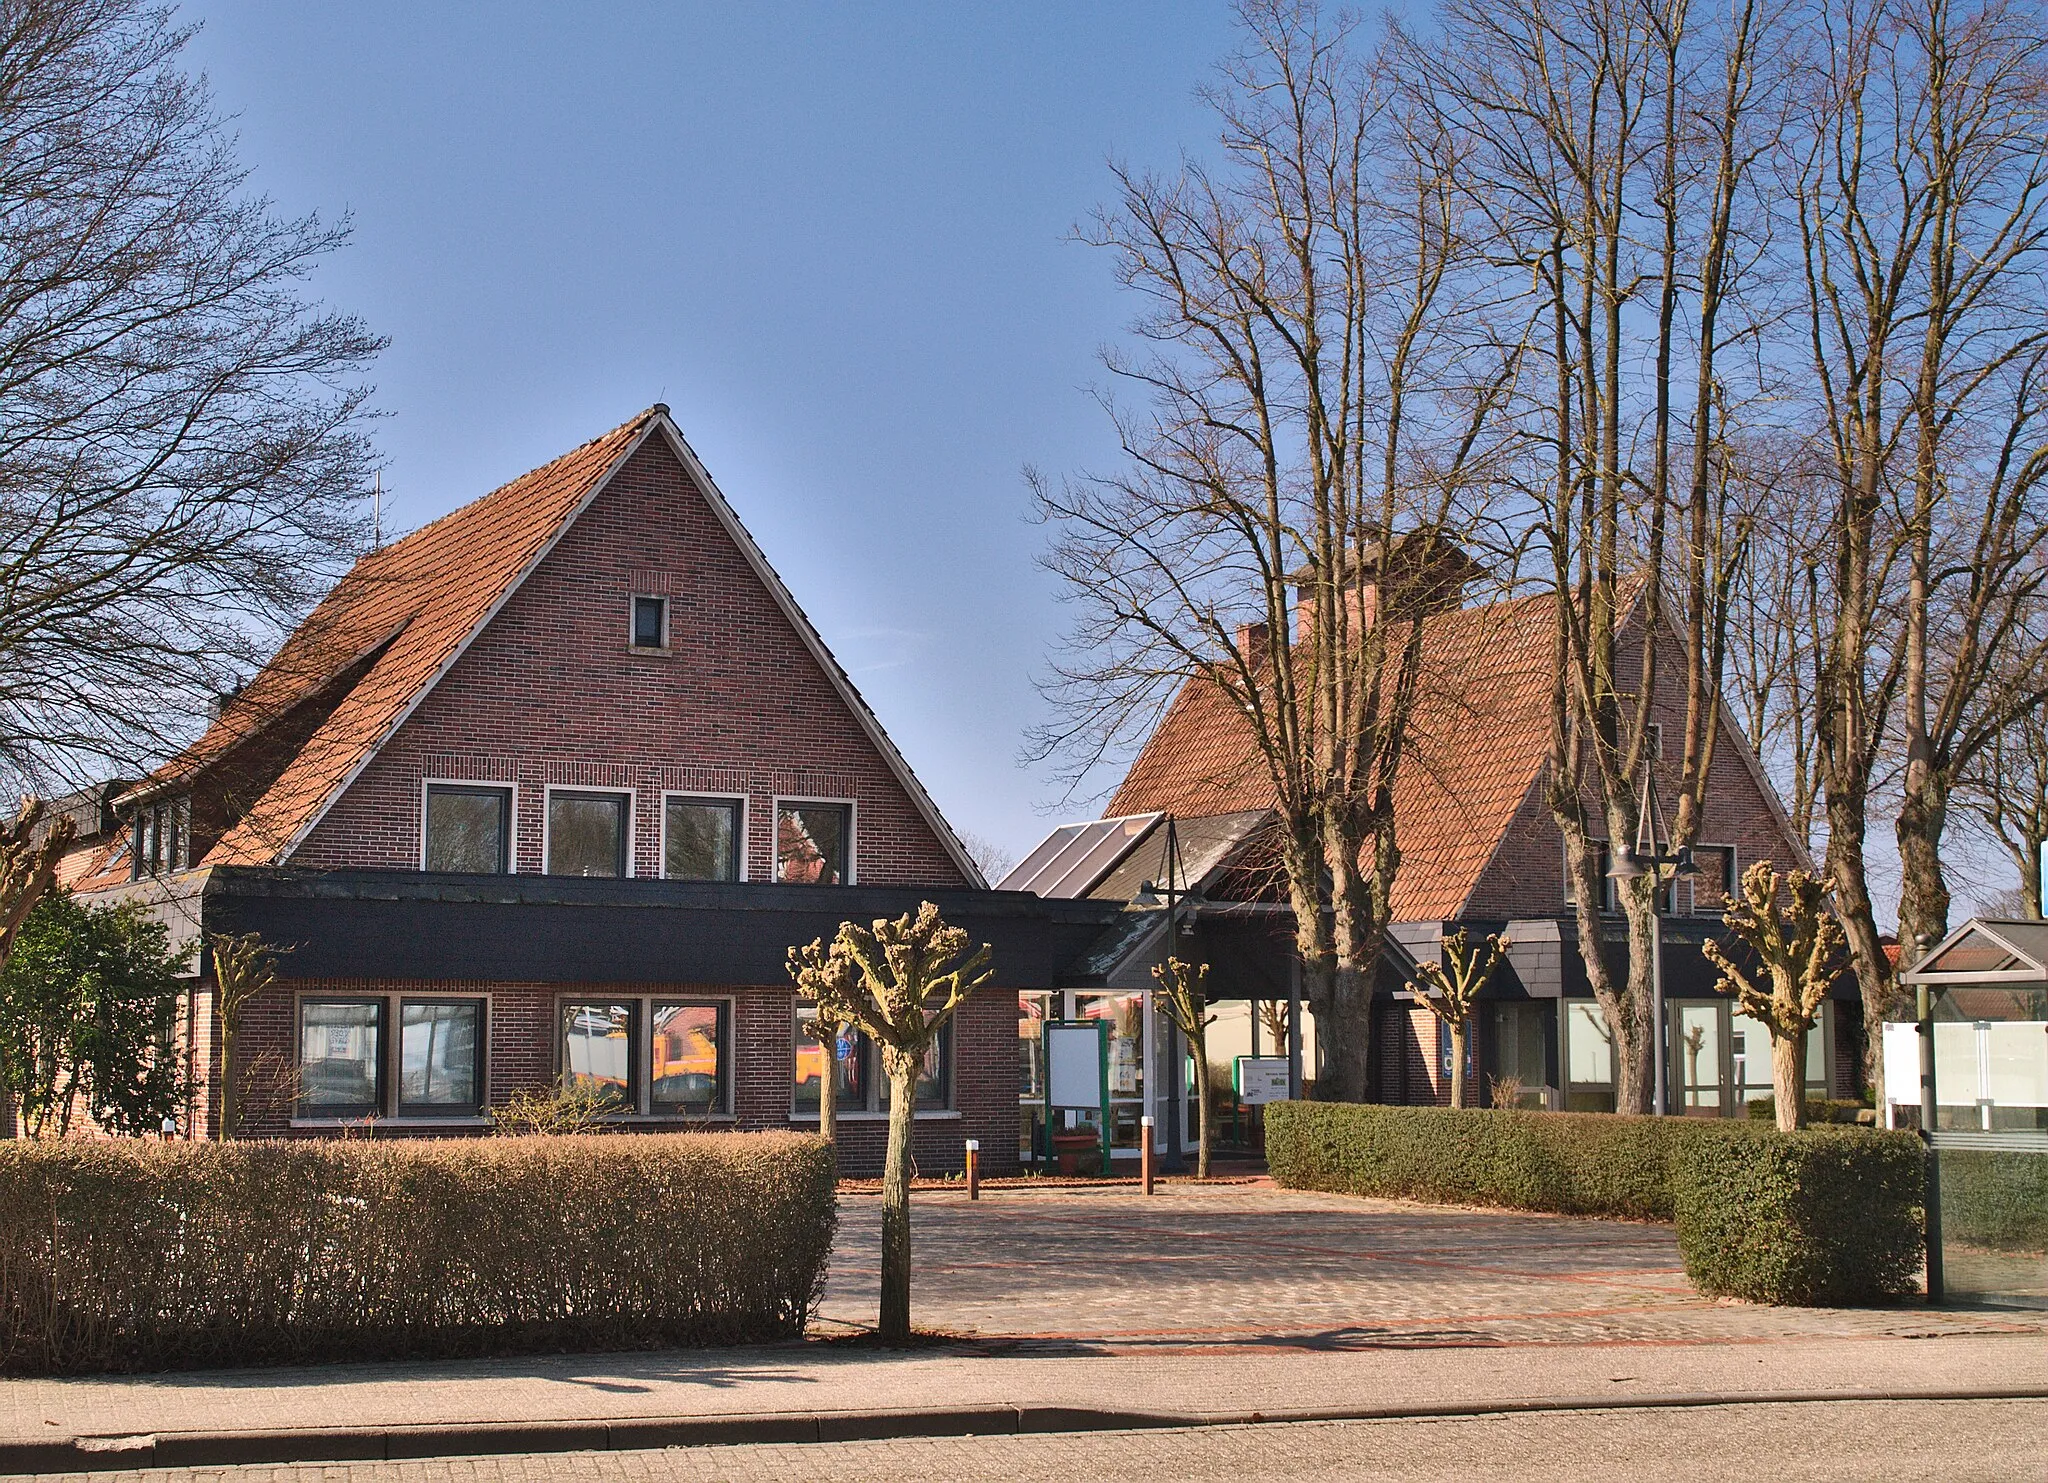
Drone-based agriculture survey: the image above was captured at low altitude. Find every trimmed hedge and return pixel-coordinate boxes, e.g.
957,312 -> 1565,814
1941,1148 -> 2048,1254
1744,1096 -> 1868,1126
1672,1123 -> 1923,1304
1266,1101 -> 1926,1305
0,1132 -> 837,1375
1265,1101 -> 1690,1220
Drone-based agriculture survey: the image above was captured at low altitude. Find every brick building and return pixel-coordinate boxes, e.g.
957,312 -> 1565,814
71,406 -> 1118,1175
1005,568 -> 1855,1154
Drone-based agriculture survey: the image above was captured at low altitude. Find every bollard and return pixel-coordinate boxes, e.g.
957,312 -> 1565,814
965,1138 -> 980,1200
1140,1115 -> 1155,1195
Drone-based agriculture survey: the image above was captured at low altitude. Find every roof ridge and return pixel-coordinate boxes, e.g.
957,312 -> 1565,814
367,407 -> 660,559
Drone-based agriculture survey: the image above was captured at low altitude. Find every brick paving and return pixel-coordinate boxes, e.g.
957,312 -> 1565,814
819,1183 -> 2045,1350
30,1401 -> 2048,1483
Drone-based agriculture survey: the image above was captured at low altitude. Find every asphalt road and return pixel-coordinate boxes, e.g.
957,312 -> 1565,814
38,1399 -> 2048,1483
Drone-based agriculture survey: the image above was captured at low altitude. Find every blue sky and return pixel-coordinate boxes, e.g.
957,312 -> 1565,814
176,2 -> 1243,871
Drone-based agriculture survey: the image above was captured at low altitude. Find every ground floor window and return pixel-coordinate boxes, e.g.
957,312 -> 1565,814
559,994 -> 732,1117
792,1006 -> 949,1113
297,994 -> 485,1120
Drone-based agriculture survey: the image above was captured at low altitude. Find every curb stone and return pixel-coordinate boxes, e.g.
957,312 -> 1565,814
7,1386 -> 2048,1474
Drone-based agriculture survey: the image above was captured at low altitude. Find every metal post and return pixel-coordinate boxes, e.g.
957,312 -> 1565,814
965,1138 -> 980,1201
1651,892 -> 1667,1117
1140,1114 -> 1155,1195
1918,981 -> 1944,1303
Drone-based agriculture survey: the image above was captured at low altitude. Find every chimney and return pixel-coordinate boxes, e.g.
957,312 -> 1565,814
1292,532 -> 1483,643
1236,621 -> 1271,668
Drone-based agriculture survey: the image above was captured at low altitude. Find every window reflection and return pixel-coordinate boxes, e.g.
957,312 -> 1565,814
299,999 -> 382,1115
651,1001 -> 726,1114
560,1000 -> 635,1107
776,802 -> 849,884
400,1000 -> 481,1112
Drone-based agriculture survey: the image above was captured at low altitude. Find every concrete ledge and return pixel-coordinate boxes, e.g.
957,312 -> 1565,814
11,1387 -> 2048,1475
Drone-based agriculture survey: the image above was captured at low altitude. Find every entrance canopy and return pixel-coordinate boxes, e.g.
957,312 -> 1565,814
1902,919 -> 2048,990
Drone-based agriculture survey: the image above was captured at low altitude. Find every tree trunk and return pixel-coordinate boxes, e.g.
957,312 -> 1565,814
1614,880 -> 1661,1115
1191,1021 -> 1211,1180
878,1052 -> 917,1343
217,1020 -> 237,1140
818,1026 -> 838,1148
1448,1021 -> 1467,1110
1772,1026 -> 1808,1132
1895,769 -> 1953,972
1826,788 -> 1896,1104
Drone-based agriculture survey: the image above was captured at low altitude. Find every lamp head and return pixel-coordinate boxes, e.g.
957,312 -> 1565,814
1134,881 -> 1164,907
1607,848 -> 1649,882
1673,845 -> 1699,878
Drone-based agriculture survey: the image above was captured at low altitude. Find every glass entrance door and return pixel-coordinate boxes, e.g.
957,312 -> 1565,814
1074,991 -> 1149,1155
1674,1002 -> 1726,1116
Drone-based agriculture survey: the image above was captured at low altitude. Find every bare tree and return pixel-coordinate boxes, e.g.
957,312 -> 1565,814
789,903 -> 991,1343
1954,680 -> 2048,919
1407,928 -> 1506,1110
1152,955 -> 1215,1175
0,0 -> 381,795
1033,1 -> 1513,1100
1702,863 -> 1847,1129
1790,0 -> 2048,1096
1417,0 -> 1788,1110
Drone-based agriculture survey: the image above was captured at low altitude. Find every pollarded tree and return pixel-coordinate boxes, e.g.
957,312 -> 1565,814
209,931 -> 283,1138
789,903 -> 992,1342
1407,928 -> 1505,1111
1701,863 -> 1845,1131
1151,956 -> 1215,1177
787,939 -> 855,1148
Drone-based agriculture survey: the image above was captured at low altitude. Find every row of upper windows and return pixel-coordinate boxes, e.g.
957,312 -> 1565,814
293,993 -> 950,1122
424,784 -> 853,884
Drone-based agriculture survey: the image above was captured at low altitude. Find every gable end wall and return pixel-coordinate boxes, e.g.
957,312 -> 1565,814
291,440 -> 969,887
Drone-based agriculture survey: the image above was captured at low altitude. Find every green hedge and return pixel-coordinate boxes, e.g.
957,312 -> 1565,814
1672,1123 -> 1923,1304
1744,1097 -> 1868,1125
1266,1102 -> 1925,1305
1265,1101 -> 1691,1219
0,1132 -> 837,1375
1941,1148 -> 2048,1254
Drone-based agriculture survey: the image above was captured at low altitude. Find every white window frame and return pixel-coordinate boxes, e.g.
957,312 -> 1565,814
553,990 -> 737,1119
542,784 -> 636,879
659,790 -> 749,883
628,593 -> 670,652
771,795 -> 858,886
291,990 -> 494,1127
419,778 -> 520,874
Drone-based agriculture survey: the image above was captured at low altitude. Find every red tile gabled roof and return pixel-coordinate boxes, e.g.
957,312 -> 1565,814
123,409 -> 658,866
1106,591 -> 1559,922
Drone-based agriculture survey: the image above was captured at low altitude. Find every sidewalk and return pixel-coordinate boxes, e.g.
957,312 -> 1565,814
3,1184 -> 2041,1472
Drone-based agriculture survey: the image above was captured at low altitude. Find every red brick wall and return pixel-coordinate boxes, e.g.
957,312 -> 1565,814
1465,625 -> 1804,921
223,973 -> 1014,1179
291,439 -> 969,889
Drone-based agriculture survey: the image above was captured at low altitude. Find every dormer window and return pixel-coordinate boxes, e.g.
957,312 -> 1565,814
129,797 -> 190,878
631,595 -> 667,650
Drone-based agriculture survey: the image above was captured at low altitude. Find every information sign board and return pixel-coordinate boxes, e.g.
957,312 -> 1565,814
1234,1055 -> 1291,1106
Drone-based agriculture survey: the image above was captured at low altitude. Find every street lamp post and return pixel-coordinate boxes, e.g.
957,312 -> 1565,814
1607,762 -> 1698,1117
1136,816 -> 1199,1171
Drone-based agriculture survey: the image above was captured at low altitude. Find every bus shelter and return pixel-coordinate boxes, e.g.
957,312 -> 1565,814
1896,919 -> 2048,1308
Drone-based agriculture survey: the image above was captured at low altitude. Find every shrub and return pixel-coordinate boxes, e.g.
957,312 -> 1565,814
1940,1148 -> 2048,1254
1744,1096 -> 1867,1126
1671,1123 -> 1922,1304
0,1132 -> 836,1374
1265,1101 -> 1692,1220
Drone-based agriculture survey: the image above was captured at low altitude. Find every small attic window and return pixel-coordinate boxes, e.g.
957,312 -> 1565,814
631,596 -> 667,650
